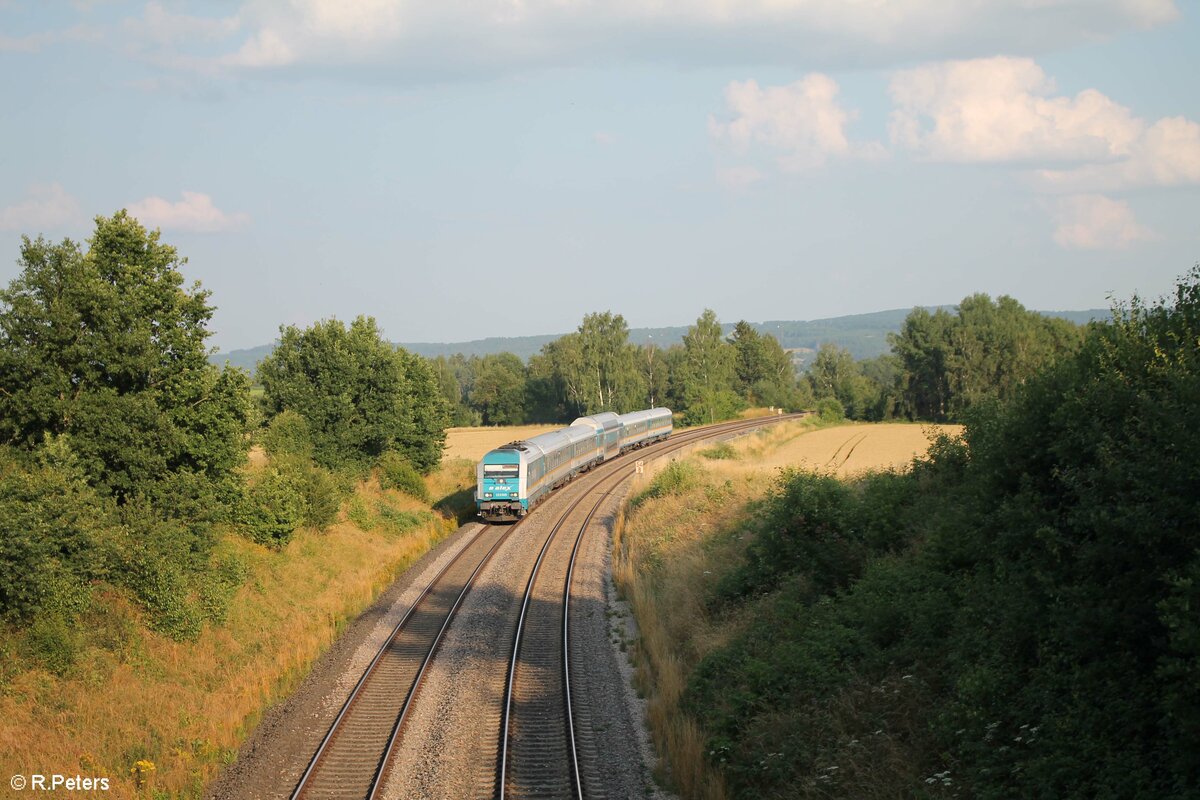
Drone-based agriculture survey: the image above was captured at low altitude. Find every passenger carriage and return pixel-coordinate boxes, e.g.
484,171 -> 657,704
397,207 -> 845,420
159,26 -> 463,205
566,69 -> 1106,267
570,411 -> 622,461
616,407 -> 673,451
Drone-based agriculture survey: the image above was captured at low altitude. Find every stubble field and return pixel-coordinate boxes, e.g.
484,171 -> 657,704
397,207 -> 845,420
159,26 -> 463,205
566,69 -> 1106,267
443,425 -> 562,461
721,420 -> 964,476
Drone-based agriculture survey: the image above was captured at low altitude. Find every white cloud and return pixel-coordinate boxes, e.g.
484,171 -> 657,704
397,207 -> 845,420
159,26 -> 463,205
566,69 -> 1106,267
716,166 -> 765,191
710,75 -> 883,172
889,57 -> 1143,163
1051,194 -> 1153,250
127,192 -> 250,233
889,56 -> 1200,192
0,184 -> 83,232
216,0 -> 1178,75
594,131 -> 617,146
1035,116 -> 1200,192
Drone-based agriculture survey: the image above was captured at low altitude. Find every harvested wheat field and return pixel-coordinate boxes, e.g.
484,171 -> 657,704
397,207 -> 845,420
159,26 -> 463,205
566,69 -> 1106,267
443,425 -> 562,462
722,420 -> 963,476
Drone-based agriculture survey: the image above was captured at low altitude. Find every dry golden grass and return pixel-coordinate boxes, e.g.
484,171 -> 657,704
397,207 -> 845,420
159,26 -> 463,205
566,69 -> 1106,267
614,467 -> 770,800
245,445 -> 269,469
0,462 -> 471,799
614,421 -> 961,799
442,424 -> 561,462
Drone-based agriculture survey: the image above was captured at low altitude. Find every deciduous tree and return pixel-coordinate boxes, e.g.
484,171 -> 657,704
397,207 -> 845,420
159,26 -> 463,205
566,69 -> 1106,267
0,211 -> 250,502
257,316 -> 447,473
679,309 -> 742,424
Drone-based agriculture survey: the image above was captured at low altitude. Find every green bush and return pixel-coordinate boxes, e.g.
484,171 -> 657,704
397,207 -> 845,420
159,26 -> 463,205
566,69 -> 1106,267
198,551 -> 249,626
699,441 -> 739,460
346,496 -> 375,531
681,389 -> 746,427
239,470 -> 306,548
630,460 -> 701,508
713,470 -> 856,605
376,503 -> 433,535
260,410 -> 314,461
816,396 -> 845,422
377,452 -> 430,503
298,464 -> 343,530
23,611 -> 79,675
127,559 -> 203,641
0,442 -> 107,622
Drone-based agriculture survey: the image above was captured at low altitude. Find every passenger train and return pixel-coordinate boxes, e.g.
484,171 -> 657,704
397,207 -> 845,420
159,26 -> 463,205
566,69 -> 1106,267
476,407 -> 673,521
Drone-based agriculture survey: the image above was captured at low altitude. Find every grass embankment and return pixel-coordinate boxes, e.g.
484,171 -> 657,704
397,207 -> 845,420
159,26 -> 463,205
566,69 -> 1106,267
0,456 -> 477,799
613,420 -> 960,800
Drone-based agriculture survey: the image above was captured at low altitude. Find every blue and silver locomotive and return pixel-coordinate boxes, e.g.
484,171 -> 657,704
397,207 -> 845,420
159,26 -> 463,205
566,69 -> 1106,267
476,407 -> 673,521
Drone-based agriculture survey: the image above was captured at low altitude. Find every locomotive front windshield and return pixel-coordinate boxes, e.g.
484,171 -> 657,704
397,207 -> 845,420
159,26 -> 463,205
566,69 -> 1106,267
482,463 -> 520,496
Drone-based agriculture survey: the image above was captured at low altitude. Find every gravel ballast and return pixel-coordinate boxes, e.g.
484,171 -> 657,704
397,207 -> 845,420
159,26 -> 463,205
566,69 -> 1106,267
205,521 -> 487,800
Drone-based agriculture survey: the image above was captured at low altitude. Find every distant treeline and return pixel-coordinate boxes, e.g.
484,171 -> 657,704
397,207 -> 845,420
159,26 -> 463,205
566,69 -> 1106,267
430,312 -> 807,427
426,296 -> 1086,427
213,307 -> 1104,373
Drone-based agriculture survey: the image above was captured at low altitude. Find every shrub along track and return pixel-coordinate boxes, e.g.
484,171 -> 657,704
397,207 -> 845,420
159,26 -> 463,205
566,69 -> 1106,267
290,415 -> 800,800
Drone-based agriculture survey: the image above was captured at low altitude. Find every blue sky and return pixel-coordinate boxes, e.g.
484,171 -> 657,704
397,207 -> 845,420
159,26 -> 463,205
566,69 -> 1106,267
1,1 -> 1197,351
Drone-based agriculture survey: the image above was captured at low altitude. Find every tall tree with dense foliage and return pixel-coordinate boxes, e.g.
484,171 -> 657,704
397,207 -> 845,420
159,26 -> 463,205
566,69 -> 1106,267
525,312 -> 646,420
888,306 -> 954,419
396,349 -> 452,470
890,295 -> 1082,421
678,309 -> 742,424
470,352 -> 527,425
806,343 -> 882,419
526,334 -> 587,421
639,343 -> 670,408
729,320 -> 808,409
729,321 -> 768,396
577,311 -> 643,413
257,316 -> 448,473
429,354 -> 479,426
0,211 -> 250,501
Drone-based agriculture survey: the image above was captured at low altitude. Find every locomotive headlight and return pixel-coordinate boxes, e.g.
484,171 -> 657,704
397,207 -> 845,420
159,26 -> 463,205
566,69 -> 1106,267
484,492 -> 492,498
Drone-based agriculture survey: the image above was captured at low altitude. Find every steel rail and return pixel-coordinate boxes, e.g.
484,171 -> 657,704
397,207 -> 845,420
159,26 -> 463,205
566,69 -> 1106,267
292,522 -> 517,799
498,413 -> 803,799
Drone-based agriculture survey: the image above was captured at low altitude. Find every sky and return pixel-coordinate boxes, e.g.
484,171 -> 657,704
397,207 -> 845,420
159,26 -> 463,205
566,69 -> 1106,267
1,1 -> 1197,351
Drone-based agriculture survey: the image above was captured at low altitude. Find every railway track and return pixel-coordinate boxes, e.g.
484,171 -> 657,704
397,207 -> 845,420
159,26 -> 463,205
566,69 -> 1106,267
291,522 -> 515,799
292,414 -> 800,800
498,414 -> 801,800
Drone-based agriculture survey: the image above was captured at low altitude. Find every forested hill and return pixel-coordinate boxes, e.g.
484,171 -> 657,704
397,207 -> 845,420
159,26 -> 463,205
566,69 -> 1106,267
211,307 -> 1107,373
